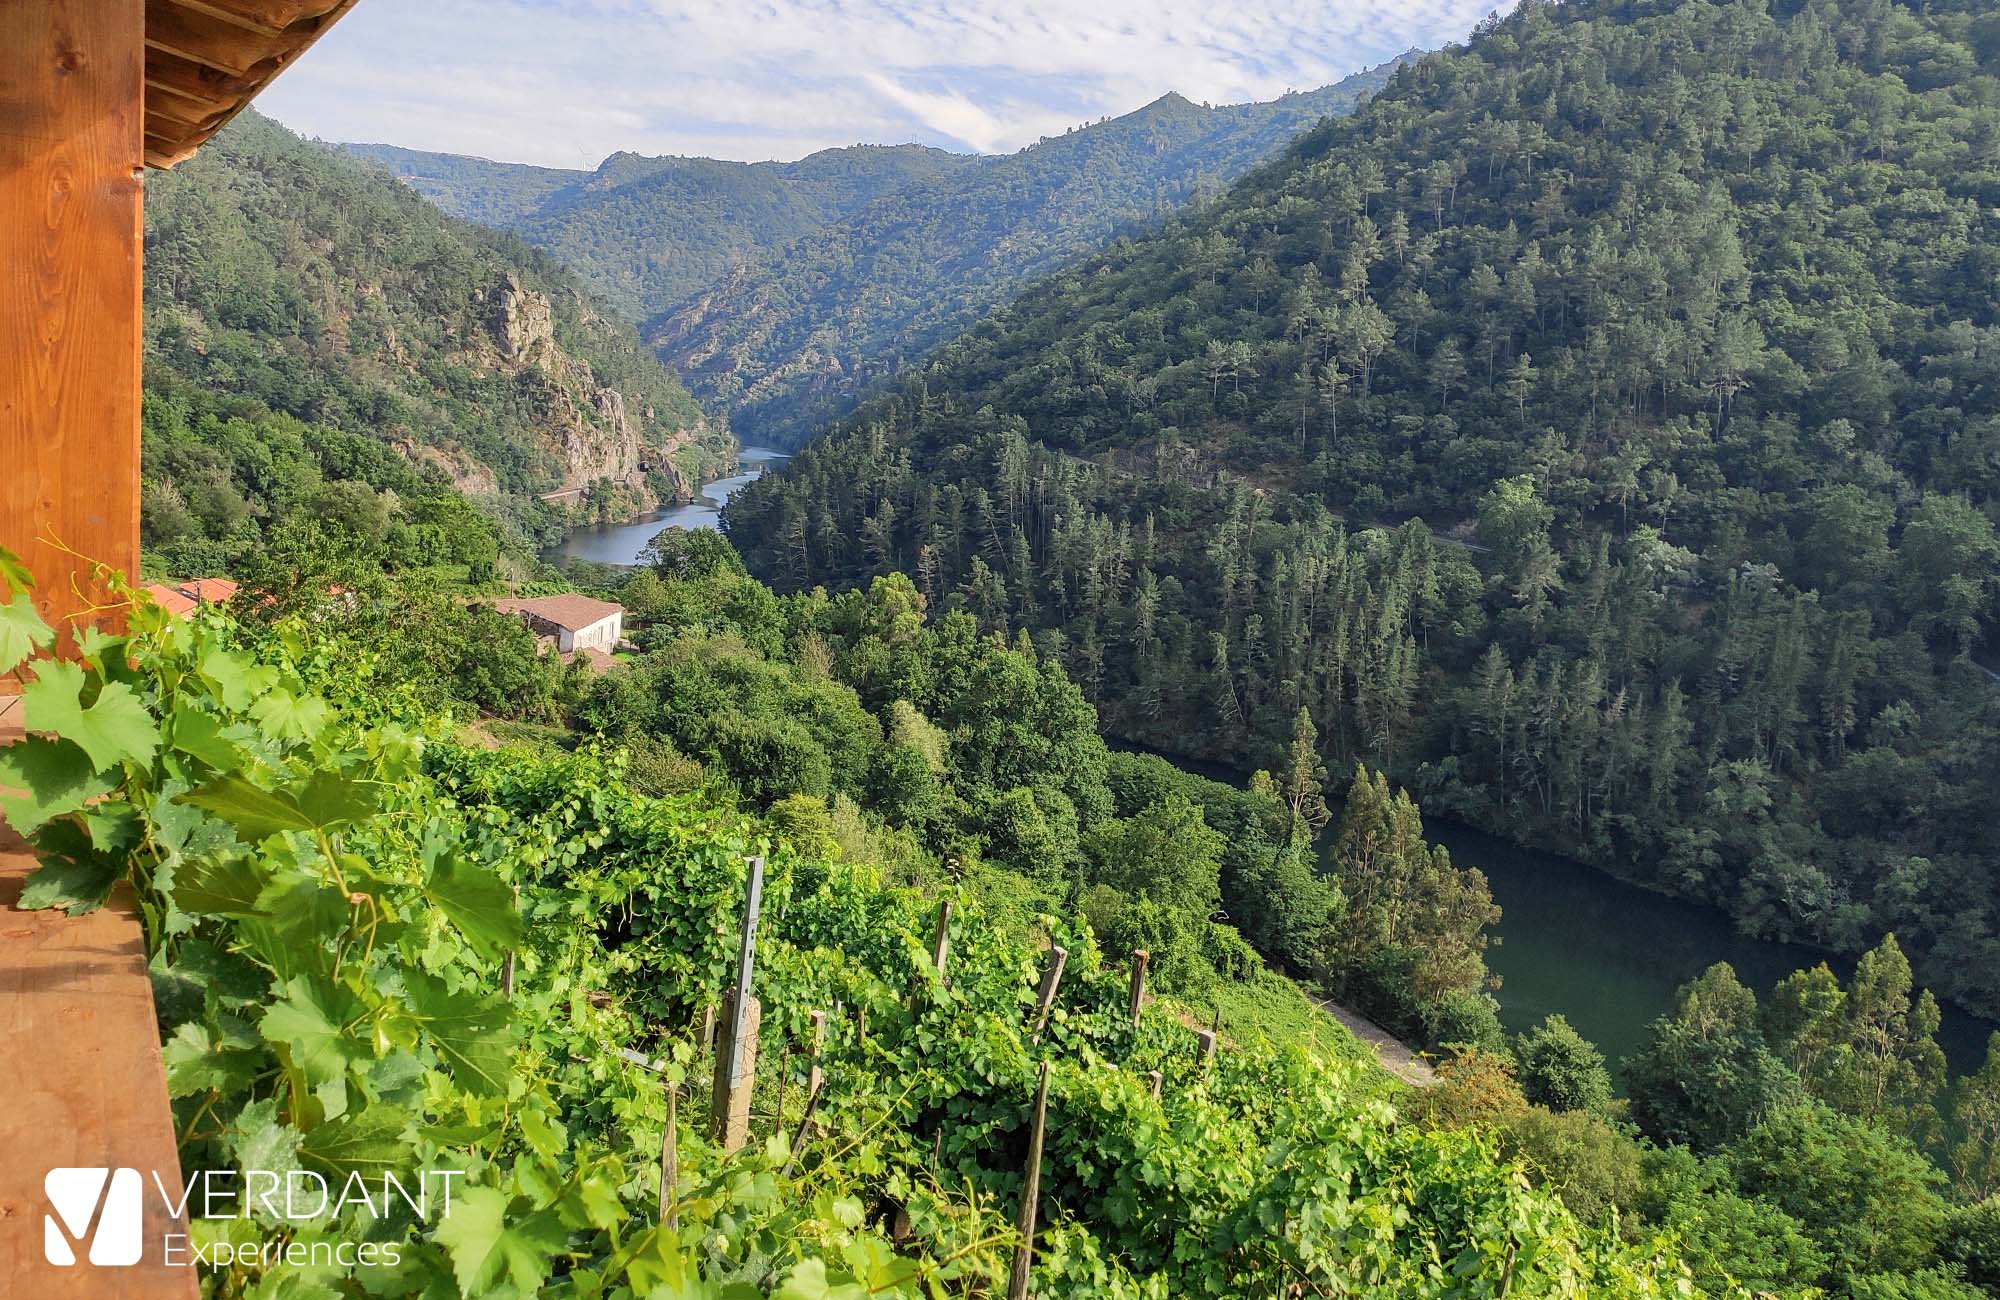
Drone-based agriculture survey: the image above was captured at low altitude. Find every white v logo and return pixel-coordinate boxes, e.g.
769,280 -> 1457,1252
44,1167 -> 144,1266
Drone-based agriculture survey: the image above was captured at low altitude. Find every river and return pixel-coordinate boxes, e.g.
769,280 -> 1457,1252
1426,819 -> 1995,1075
1113,741 -> 1995,1075
550,445 -> 791,567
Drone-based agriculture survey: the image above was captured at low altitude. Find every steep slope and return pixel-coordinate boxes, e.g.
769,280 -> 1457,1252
338,142 -> 584,226
147,111 -> 730,508
727,0 -> 2000,1012
346,140 -> 976,319
651,57 -> 1412,445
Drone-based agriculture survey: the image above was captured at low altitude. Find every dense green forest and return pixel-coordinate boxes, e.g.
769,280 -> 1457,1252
52,0 -> 2000,1291
651,59 -> 1413,447
145,110 -> 730,557
727,0 -> 2000,1024
19,523 -> 2000,1295
345,140 -> 975,319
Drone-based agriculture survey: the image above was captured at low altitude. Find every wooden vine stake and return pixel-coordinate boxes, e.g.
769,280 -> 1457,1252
774,1039 -> 791,1131
1147,1069 -> 1163,1099
1031,945 -> 1068,1040
710,855 -> 766,1152
807,1009 -> 828,1098
658,1082 -> 679,1230
1007,1061 -> 1053,1300
1127,950 -> 1150,1027
502,885 -> 521,995
931,898 -> 954,983
780,1077 -> 826,1180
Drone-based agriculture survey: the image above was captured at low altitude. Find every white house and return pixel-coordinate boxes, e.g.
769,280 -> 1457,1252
495,595 -> 624,654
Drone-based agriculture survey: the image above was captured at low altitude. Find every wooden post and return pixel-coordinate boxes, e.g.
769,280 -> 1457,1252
1196,1028 -> 1218,1068
658,1083 -> 679,1229
1,0 -> 146,667
1148,1069 -> 1163,1099
502,885 -> 519,995
779,1076 -> 825,1179
1007,1061 -> 1052,1300
774,1040 -> 791,1130
700,1002 -> 716,1052
709,983 -> 761,1151
709,855 -> 766,1151
856,1003 -> 868,1049
1031,945 -> 1068,1038
1127,950 -> 1150,1028
931,898 -> 954,981
807,1009 -> 827,1098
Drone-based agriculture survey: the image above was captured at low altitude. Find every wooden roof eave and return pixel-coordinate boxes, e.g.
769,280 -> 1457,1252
143,0 -> 361,169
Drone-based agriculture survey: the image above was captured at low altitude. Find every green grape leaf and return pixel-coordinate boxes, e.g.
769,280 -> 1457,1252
16,818 -> 122,914
0,735 -> 115,835
18,854 -> 122,914
227,1098 -> 307,1200
20,660 -> 159,773
426,855 -> 522,960
0,545 -> 32,597
402,971 -> 512,1098
179,774 -> 316,843
299,1105 -> 412,1180
163,1021 -> 264,1098
775,1259 -> 872,1300
251,689 -> 331,744
175,852 -> 273,917
295,770 -> 380,831
1,592 -> 54,675
261,975 -> 372,1086
198,649 -> 277,713
431,1185 -> 565,1296
167,701 -> 243,772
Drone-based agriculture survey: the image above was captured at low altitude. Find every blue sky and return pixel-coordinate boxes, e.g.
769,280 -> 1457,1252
258,0 -> 1502,168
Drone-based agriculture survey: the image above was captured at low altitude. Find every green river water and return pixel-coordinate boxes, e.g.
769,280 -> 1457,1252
1425,818 -> 1996,1076
1116,741 -> 1995,1077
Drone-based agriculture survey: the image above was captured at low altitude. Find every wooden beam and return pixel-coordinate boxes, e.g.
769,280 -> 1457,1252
144,46 -> 253,112
145,2 -> 293,76
140,0 -> 365,171
0,0 -> 145,665
169,0 -> 347,35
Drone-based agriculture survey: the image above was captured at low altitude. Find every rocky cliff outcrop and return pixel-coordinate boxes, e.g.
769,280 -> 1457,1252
478,274 -> 701,506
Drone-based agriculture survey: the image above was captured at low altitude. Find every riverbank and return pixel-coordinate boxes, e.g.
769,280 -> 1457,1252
550,445 -> 791,567
1314,996 -> 1437,1086
1106,737 -> 1998,1077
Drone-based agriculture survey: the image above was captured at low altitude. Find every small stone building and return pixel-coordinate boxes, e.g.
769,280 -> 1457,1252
495,595 -> 624,654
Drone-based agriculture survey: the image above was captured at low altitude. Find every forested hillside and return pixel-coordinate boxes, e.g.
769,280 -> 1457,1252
727,0 -> 2000,1018
0,558 -> 1707,1298
345,140 -> 975,319
652,58 -> 1412,446
144,110 -> 730,561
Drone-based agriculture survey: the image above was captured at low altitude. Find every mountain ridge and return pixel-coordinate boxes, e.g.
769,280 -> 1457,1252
146,110 -> 730,526
649,53 -> 1416,445
723,0 -> 2000,1017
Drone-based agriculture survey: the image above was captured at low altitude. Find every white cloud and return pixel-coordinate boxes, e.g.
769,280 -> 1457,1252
256,0 -> 1502,167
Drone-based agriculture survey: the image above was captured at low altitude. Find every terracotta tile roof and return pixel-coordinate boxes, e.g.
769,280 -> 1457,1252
494,594 -> 624,633
182,577 -> 239,603
143,582 -> 200,617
